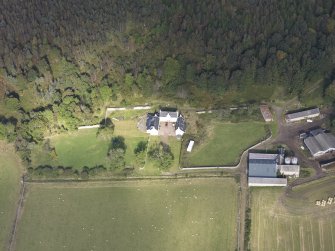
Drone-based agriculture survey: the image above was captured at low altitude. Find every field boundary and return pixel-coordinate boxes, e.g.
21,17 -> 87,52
7,177 -> 26,251
24,173 -> 237,184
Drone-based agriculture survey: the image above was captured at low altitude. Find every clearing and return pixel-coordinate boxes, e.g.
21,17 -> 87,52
250,176 -> 335,251
31,120 -> 148,170
183,121 -> 268,167
15,178 -> 238,251
0,141 -> 23,250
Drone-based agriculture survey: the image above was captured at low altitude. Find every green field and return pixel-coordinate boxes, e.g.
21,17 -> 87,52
32,120 -> 148,169
250,177 -> 335,251
184,122 -> 267,166
0,142 -> 23,250
15,178 -> 238,251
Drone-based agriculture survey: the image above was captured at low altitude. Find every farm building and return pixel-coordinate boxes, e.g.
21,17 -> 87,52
278,165 -> 300,177
248,153 -> 278,178
146,110 -> 186,137
285,107 -> 320,123
248,177 -> 287,187
260,105 -> 273,122
248,152 -> 299,186
304,129 -> 335,157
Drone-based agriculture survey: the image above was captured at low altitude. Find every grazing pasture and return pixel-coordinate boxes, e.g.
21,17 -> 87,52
250,177 -> 335,251
15,178 -> 238,251
0,142 -> 22,250
184,122 -> 267,166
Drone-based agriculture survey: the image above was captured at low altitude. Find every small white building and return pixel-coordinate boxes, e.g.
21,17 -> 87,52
285,108 -> 320,123
187,140 -> 195,152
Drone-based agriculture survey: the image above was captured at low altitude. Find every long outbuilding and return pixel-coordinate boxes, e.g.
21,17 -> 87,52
248,177 -> 287,187
285,108 -> 320,123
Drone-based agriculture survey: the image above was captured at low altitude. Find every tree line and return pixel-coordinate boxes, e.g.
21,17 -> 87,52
1,0 -> 335,166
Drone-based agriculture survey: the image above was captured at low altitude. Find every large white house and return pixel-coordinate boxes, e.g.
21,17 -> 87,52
146,110 -> 186,137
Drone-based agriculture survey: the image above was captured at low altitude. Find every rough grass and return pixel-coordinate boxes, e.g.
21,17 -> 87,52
15,178 -> 238,251
48,129 -> 110,169
32,120 -> 148,169
0,141 -> 23,250
185,122 -> 267,166
250,177 -> 335,251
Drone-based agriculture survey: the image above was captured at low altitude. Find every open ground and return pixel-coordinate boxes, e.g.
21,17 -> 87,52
32,120 -> 149,170
0,141 -> 23,251
14,178 -> 238,251
183,121 -> 268,167
250,176 -> 335,251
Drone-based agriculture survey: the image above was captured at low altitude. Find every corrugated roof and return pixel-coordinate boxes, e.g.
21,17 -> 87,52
248,161 -> 277,177
286,108 -> 320,120
249,153 -> 278,160
304,131 -> 335,156
248,177 -> 287,186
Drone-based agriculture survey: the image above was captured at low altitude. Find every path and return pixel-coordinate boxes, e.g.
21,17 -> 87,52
7,177 -> 26,251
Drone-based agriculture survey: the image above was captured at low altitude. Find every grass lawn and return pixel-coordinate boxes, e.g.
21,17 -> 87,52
32,120 -> 148,169
184,122 -> 267,166
47,129 -> 110,169
250,177 -> 335,251
0,141 -> 23,250
15,178 -> 238,251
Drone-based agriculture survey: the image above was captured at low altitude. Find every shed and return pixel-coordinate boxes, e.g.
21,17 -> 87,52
285,108 -> 320,123
187,140 -> 195,152
248,177 -> 287,187
278,165 -> 300,177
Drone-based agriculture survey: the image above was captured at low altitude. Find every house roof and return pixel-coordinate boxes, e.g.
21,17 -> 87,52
304,131 -> 335,156
286,108 -> 320,120
146,113 -> 159,130
175,115 -> 186,131
159,110 -> 178,118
